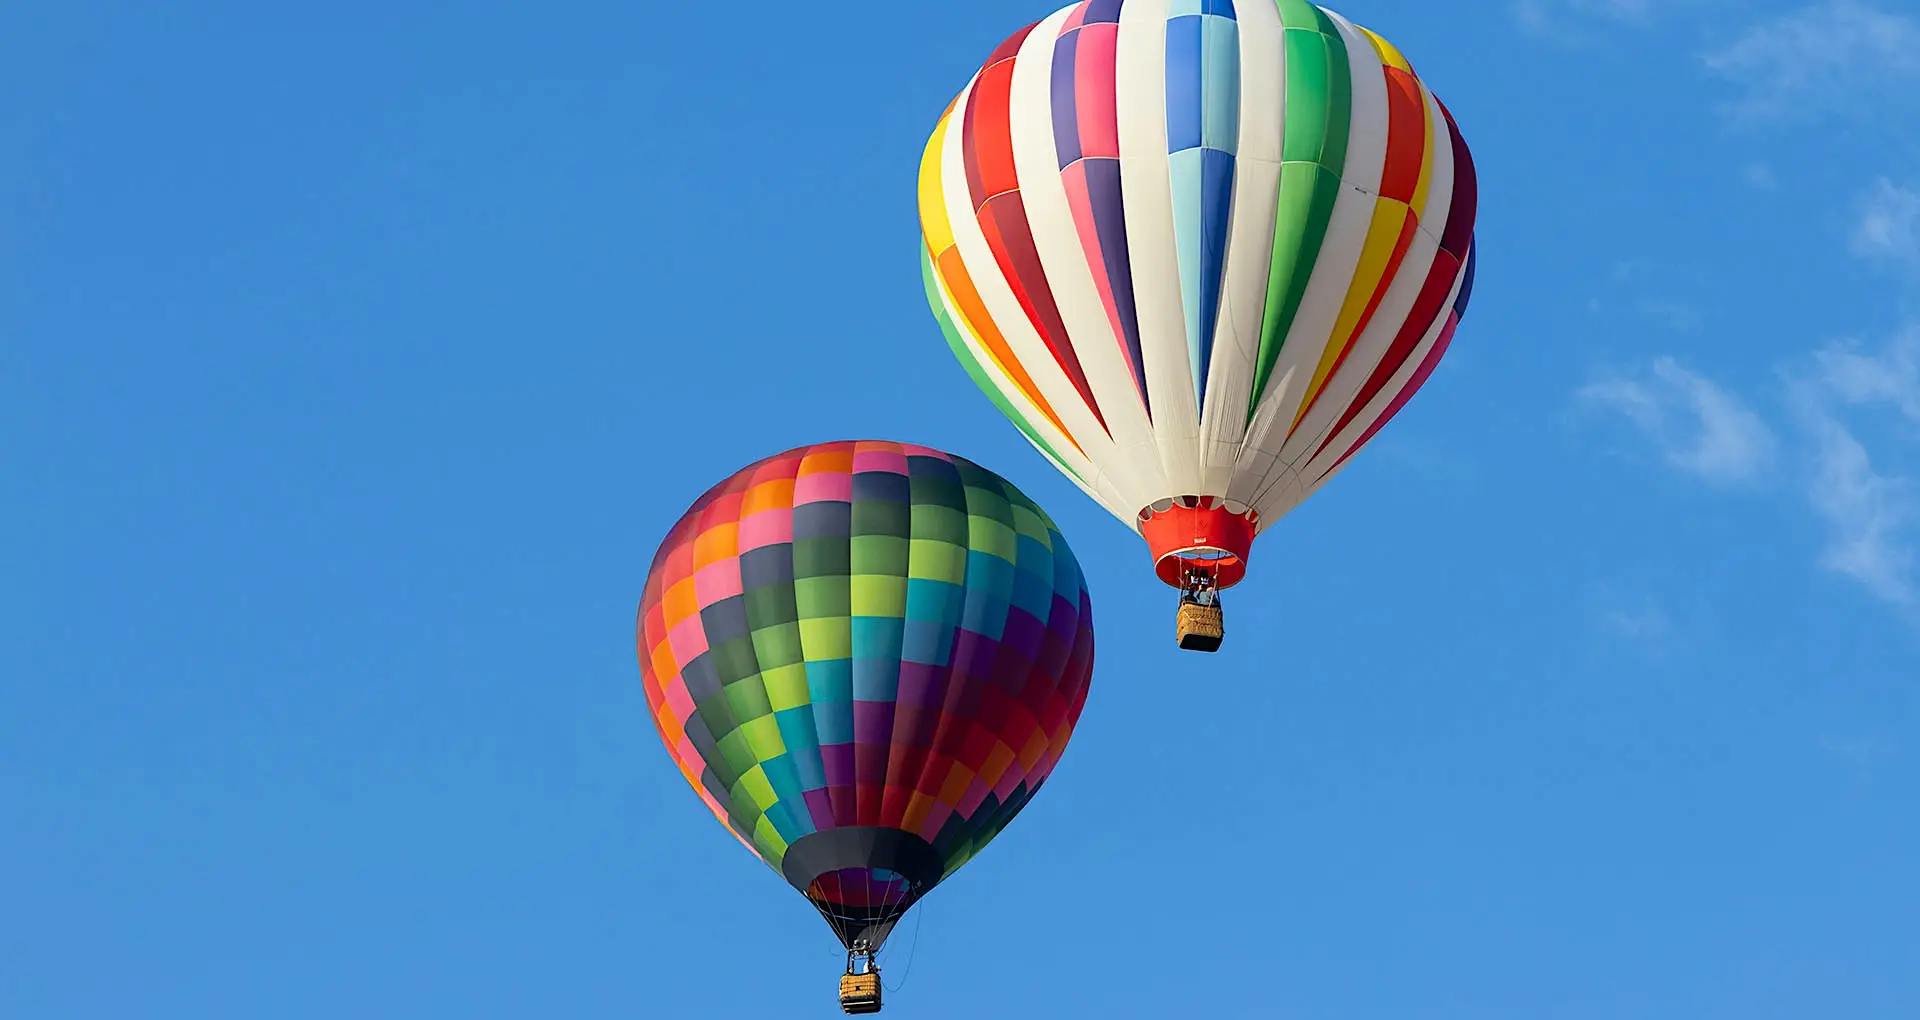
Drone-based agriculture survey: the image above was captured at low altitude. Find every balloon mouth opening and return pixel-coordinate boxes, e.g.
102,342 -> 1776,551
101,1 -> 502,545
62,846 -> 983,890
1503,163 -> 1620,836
782,828 -> 945,951
1138,498 -> 1257,589
803,869 -> 926,951
807,868 -> 915,908
1155,548 -> 1248,587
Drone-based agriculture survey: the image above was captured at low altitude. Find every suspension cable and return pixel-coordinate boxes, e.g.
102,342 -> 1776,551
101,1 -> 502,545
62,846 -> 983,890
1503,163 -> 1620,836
882,897 -> 926,993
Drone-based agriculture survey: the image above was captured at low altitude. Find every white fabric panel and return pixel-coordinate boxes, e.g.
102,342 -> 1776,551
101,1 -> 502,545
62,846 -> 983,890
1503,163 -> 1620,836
1276,227 -> 1440,467
926,250 -> 1115,509
1411,82 -> 1461,252
1242,10 -> 1389,510
1274,77 -> 1457,467
1007,6 -> 1168,524
1115,0 -> 1207,499
1292,260 -> 1467,493
939,73 -> 1132,511
1196,0 -> 1285,495
918,2 -> 1481,566
1274,77 -> 1464,508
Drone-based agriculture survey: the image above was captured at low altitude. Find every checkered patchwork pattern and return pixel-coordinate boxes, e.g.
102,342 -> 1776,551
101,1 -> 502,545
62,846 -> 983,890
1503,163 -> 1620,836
638,441 -> 1096,900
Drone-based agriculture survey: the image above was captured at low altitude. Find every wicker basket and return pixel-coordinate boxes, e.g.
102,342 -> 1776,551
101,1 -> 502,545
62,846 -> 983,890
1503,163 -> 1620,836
1176,601 -> 1224,652
839,972 -> 882,1014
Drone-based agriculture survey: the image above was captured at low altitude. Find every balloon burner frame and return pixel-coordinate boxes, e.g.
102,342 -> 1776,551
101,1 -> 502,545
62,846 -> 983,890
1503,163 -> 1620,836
839,940 -> 883,1014
1176,570 -> 1225,652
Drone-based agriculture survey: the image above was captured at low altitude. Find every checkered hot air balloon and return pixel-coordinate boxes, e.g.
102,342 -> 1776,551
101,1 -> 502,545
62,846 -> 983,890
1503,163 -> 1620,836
636,442 -> 1094,1010
919,0 -> 1478,651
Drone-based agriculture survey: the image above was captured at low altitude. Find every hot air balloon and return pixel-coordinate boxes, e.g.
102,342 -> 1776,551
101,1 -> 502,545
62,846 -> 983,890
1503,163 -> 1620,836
919,0 -> 1478,651
637,441 -> 1094,1014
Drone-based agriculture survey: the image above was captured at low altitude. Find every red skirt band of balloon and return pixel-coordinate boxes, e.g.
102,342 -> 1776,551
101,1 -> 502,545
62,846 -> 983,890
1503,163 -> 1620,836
1137,498 -> 1258,589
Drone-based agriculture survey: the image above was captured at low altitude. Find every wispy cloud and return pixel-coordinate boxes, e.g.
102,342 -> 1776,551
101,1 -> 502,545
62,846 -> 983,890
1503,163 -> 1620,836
1793,329 -> 1920,604
1580,357 -> 1778,485
1792,385 -> 1917,604
1581,331 -> 1920,610
1704,1 -> 1920,124
1851,179 -> 1920,270
1812,326 -> 1920,422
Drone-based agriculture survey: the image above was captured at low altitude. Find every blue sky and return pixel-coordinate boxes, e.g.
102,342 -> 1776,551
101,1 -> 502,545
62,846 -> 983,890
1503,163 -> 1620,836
4,1 -> 1918,1017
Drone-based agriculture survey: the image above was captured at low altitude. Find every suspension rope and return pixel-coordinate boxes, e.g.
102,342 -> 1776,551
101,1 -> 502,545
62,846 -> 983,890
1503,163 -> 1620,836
882,897 -> 926,993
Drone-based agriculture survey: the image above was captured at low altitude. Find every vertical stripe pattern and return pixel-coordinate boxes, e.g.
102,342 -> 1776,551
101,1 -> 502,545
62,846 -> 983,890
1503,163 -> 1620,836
1166,0 -> 1240,408
1052,0 -> 1151,413
919,0 -> 1478,552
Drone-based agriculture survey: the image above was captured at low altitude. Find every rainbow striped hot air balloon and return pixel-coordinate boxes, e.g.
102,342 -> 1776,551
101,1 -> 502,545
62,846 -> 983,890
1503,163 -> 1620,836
637,442 -> 1094,1011
919,0 -> 1477,650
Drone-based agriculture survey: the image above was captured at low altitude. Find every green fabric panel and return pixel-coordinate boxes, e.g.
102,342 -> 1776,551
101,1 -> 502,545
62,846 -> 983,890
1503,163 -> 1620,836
968,514 -> 1019,563
955,463 -> 1025,645
850,574 -> 908,618
907,465 -> 966,514
1316,20 -> 1352,179
722,676 -> 774,723
1279,25 -> 1349,166
908,502 -> 969,547
954,461 -> 1016,527
761,663 -> 810,712
737,716 -> 786,764
736,766 -> 779,812
791,536 -> 849,580
1248,20 -> 1351,419
724,775 -> 770,839
1009,503 -> 1051,547
851,501 -> 912,547
727,799 -> 763,842
743,585 -> 798,630
792,575 -> 851,619
708,635 -> 761,687
1272,0 -> 1325,30
907,538 -> 968,584
849,533 -> 909,575
714,726 -> 757,780
748,619 -> 803,669
750,815 -> 785,859
1247,160 -> 1342,417
795,617 -> 852,659
695,692 -> 740,744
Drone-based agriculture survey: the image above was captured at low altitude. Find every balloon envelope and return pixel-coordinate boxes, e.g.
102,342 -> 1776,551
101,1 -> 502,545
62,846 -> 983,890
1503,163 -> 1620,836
637,441 -> 1095,949
919,0 -> 1477,590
